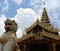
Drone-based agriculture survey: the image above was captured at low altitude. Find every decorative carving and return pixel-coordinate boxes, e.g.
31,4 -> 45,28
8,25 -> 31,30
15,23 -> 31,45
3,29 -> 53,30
34,32 -> 43,40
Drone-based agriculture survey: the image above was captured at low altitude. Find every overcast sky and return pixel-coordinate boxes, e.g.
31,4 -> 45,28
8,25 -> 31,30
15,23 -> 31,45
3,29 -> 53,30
0,0 -> 60,38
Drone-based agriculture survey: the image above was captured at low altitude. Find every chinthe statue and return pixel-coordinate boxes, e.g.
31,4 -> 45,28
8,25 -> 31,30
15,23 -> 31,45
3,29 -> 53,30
0,19 -> 18,51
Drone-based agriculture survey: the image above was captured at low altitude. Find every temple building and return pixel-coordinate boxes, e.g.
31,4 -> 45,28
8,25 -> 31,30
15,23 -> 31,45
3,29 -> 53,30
17,3 -> 60,51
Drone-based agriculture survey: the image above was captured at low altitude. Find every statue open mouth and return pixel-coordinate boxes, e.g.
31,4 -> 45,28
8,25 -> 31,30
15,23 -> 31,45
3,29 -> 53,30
5,23 -> 12,26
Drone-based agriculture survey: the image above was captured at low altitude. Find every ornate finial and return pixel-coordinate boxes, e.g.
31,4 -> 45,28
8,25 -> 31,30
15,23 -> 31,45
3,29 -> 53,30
37,16 -> 39,21
36,7 -> 38,19
36,8 -> 39,21
44,2 -> 46,8
22,33 -> 25,36
44,2 -> 45,6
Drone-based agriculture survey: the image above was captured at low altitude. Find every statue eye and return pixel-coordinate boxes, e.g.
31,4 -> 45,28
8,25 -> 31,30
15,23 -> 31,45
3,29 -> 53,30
5,23 -> 7,25
8,23 -> 11,25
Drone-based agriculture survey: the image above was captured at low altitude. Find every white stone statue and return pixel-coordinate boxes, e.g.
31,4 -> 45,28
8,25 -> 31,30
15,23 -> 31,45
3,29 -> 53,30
0,19 -> 18,51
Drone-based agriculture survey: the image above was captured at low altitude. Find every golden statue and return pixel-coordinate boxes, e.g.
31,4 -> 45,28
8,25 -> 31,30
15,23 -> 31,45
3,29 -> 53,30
0,19 -> 18,51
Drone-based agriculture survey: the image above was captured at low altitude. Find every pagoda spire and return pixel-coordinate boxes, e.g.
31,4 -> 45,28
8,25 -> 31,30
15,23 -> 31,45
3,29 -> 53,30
41,2 -> 52,27
36,6 -> 39,22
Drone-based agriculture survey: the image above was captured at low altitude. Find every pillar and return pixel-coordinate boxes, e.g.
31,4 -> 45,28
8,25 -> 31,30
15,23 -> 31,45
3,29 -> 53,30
23,44 -> 26,51
52,43 -> 56,51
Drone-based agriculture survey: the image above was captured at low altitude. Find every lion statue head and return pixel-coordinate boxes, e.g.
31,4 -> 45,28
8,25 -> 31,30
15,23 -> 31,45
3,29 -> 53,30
4,19 -> 18,33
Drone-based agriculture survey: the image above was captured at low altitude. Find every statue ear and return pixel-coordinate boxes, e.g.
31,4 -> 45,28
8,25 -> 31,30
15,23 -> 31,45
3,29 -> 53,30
13,20 -> 15,22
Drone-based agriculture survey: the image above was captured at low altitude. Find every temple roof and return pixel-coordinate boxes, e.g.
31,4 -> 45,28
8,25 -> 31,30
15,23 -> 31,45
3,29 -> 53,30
17,3 -> 60,45
17,32 -> 60,43
25,3 -> 59,33
25,19 -> 59,33
17,33 -> 34,43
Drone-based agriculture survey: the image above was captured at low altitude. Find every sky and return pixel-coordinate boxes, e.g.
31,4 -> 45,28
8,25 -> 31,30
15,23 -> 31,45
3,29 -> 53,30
0,0 -> 60,38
